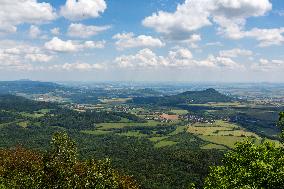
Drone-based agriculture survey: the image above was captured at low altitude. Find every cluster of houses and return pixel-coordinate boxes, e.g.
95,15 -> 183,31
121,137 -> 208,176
69,104 -> 104,112
111,105 -> 132,112
181,114 -> 215,124
68,102 -> 217,125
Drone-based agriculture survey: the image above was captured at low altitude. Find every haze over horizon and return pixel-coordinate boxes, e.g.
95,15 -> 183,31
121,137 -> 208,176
0,0 -> 283,82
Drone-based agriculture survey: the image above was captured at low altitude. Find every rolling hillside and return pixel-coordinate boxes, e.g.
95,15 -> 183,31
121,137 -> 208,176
131,88 -> 234,106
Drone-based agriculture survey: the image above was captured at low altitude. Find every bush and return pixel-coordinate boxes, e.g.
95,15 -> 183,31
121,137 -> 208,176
204,113 -> 284,189
0,132 -> 139,189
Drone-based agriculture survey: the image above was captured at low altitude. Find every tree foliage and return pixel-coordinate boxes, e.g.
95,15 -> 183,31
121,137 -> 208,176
277,112 -> 284,140
204,112 -> 284,189
204,141 -> 284,189
0,132 -> 139,189
132,88 -> 233,106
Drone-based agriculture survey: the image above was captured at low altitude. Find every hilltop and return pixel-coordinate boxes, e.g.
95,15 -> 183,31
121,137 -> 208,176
0,80 -> 63,94
131,88 -> 234,106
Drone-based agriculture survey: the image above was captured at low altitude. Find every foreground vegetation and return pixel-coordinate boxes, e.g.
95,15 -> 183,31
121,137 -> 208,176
1,86 -> 284,188
203,113 -> 284,188
0,132 -> 138,189
1,116 -> 284,189
0,95 -> 223,188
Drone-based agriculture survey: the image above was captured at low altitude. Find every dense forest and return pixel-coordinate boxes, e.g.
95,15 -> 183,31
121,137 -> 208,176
204,113 -> 284,188
0,132 -> 139,188
131,88 -> 234,106
0,80 -> 63,94
0,94 -> 57,112
0,94 -> 224,188
1,93 -> 284,188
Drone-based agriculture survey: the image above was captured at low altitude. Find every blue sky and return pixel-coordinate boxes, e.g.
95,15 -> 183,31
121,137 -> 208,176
0,0 -> 283,82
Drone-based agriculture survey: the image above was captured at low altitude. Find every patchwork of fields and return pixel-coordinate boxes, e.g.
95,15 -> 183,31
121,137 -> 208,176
187,120 -> 282,149
2,101 -> 281,151
81,116 -> 280,150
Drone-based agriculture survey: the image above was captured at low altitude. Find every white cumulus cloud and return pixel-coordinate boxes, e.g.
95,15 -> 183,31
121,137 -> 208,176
51,27 -> 60,35
142,0 -> 212,40
0,0 -> 56,34
0,40 -> 53,71
44,37 -> 105,52
252,58 -> 284,71
49,62 -> 104,71
113,32 -> 165,50
219,48 -> 253,58
29,25 -> 41,39
68,23 -> 111,38
182,34 -> 202,48
25,53 -> 53,62
142,0 -> 273,44
45,37 -> 77,52
244,28 -> 284,47
60,0 -> 107,21
115,48 -> 243,70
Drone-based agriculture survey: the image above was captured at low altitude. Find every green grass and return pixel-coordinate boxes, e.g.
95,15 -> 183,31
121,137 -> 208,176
200,143 -> 227,150
100,98 -> 132,104
199,135 -> 248,149
215,120 -> 239,128
117,118 -> 130,123
199,136 -> 282,149
190,102 -> 245,107
81,130 -> 112,135
187,120 -> 263,149
188,120 -> 258,137
18,121 -> 29,128
169,125 -> 187,135
20,112 -> 45,118
170,109 -> 188,115
191,121 -> 237,128
37,109 -> 51,113
148,136 -> 169,142
118,131 -> 148,137
96,120 -> 173,130
217,130 -> 259,137
154,140 -> 177,148
188,126 -> 233,135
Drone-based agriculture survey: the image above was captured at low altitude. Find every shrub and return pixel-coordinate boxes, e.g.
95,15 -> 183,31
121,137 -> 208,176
0,132 -> 139,189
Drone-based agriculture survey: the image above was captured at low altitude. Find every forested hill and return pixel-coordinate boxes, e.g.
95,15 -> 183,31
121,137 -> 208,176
0,80 -> 63,94
131,88 -> 234,105
0,94 -> 57,112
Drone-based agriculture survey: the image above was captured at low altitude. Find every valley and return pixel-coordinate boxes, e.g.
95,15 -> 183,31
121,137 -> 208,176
0,81 -> 283,188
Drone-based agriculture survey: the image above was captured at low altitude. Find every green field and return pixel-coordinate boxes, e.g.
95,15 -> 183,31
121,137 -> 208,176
154,140 -> 177,148
99,98 -> 132,104
20,112 -> 45,118
200,143 -> 227,150
187,120 -> 264,148
188,120 -> 257,136
96,120 -> 179,130
199,135 -> 249,149
18,121 -> 29,128
169,125 -> 187,135
81,130 -> 112,135
37,109 -> 51,114
170,109 -> 189,115
83,119 -> 187,150
190,102 -> 244,107
119,131 -> 148,137
148,136 -> 169,142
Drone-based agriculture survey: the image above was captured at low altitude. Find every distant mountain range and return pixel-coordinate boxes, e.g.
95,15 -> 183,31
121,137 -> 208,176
0,80 -> 63,94
131,88 -> 234,105
0,81 -> 234,106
